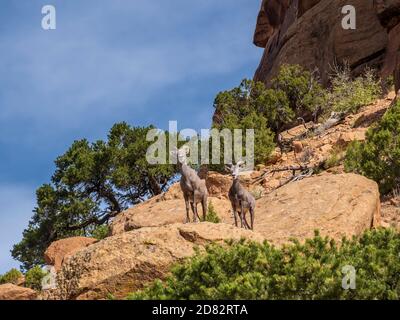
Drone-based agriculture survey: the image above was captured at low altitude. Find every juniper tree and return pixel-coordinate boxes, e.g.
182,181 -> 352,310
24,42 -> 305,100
12,122 -> 177,270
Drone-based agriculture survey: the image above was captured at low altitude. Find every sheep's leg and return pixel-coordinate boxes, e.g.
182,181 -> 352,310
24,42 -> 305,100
195,202 -> 202,222
243,212 -> 251,230
201,197 -> 207,222
250,206 -> 255,230
240,202 -> 245,229
190,202 -> 198,223
242,208 -> 251,230
184,194 -> 190,223
231,204 -> 238,227
191,195 -> 199,223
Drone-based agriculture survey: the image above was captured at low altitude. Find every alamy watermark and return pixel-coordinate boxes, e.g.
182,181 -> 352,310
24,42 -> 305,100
41,5 -> 56,30
342,265 -> 357,290
40,4 -> 356,31
41,265 -> 57,290
146,121 -> 255,170
342,5 -> 356,30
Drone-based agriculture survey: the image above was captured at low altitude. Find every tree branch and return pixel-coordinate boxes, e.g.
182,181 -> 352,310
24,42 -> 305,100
66,210 -> 119,231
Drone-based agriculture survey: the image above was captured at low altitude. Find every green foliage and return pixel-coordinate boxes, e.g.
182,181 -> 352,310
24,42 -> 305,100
327,67 -> 381,114
204,201 -> 221,223
12,122 -> 178,271
0,268 -> 22,285
91,224 -> 110,240
270,64 -> 326,125
324,153 -> 341,169
324,145 -> 346,169
214,65 -> 325,133
129,228 -> 400,300
345,100 -> 400,194
25,266 -> 47,291
214,111 -> 275,166
107,293 -> 116,300
383,75 -> 395,93
212,65 -> 326,167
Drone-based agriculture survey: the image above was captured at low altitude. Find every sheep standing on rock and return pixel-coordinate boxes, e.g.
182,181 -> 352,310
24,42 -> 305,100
173,146 -> 208,223
226,162 -> 255,230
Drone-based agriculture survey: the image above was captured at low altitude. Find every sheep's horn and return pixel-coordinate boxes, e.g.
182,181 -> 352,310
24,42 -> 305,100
225,164 -> 232,172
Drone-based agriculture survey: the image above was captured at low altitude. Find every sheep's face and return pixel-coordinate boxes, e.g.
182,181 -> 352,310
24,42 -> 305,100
172,146 -> 189,165
177,150 -> 187,164
226,161 -> 244,179
231,165 -> 241,179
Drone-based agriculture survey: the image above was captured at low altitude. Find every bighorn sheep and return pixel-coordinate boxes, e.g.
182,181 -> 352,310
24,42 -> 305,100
226,162 -> 255,230
174,146 -> 208,223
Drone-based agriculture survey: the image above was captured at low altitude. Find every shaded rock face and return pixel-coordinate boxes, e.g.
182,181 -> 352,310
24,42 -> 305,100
374,0 -> 400,92
0,284 -> 37,300
254,0 -> 289,47
374,0 -> 400,29
44,237 -> 97,272
254,0 -> 389,85
56,223 -> 264,300
255,173 -> 380,245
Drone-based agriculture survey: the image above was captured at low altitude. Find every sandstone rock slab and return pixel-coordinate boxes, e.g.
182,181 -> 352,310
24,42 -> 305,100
0,284 -> 37,300
56,223 -> 264,300
44,237 -> 97,271
255,173 -> 381,245
110,197 -> 233,235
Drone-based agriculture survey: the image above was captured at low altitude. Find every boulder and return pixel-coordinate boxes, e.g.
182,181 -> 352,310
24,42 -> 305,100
160,182 -> 183,201
254,173 -> 381,245
206,171 -> 232,199
0,284 -> 37,300
44,237 -> 98,271
55,223 -> 264,300
336,131 -> 366,147
253,0 -> 388,86
110,197 -> 233,235
110,170 -> 266,236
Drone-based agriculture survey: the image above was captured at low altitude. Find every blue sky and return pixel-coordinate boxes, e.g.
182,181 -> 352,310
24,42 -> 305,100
0,0 -> 262,273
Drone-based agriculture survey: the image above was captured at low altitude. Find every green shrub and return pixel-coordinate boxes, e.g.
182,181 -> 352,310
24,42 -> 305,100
324,145 -> 347,169
128,228 -> 400,300
25,266 -> 47,291
328,66 -> 381,114
204,201 -> 221,223
91,224 -> 110,240
270,64 -> 326,125
345,99 -> 400,194
211,65 -> 328,167
214,65 -> 326,133
382,75 -> 395,93
0,268 -> 22,285
214,111 -> 275,166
